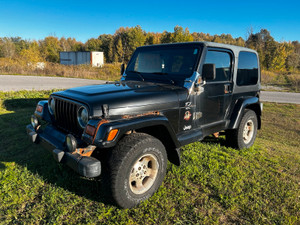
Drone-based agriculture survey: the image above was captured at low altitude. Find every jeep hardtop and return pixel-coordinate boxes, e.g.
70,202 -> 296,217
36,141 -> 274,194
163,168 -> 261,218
27,42 -> 262,208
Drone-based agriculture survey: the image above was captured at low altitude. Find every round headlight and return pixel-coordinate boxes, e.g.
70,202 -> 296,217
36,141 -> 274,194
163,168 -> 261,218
77,106 -> 89,128
48,97 -> 55,115
66,134 -> 77,152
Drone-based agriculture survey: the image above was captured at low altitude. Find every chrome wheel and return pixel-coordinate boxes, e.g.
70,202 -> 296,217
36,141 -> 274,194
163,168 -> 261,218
129,153 -> 159,195
243,119 -> 254,144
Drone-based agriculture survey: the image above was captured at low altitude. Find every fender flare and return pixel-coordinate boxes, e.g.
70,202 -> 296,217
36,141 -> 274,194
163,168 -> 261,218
228,97 -> 262,129
83,115 -> 182,166
96,115 -> 180,147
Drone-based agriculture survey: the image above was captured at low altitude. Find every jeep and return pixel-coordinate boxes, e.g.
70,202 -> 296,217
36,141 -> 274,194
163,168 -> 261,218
27,42 -> 262,208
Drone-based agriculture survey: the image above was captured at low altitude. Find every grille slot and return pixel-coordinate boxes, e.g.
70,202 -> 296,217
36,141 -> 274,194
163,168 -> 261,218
54,98 -> 82,136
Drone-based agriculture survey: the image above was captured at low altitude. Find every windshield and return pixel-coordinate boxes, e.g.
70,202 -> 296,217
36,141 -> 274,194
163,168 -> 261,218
126,45 -> 202,84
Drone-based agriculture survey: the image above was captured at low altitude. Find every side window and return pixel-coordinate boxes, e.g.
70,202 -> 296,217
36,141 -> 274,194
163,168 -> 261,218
204,50 -> 231,81
237,51 -> 258,86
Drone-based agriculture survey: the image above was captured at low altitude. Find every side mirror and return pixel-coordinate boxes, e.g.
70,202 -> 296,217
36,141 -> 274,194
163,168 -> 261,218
120,63 -> 125,75
202,64 -> 216,80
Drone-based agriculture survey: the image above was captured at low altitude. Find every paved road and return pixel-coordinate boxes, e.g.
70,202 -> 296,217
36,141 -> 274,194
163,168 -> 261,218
260,91 -> 300,104
1,75 -> 299,104
0,75 -> 106,91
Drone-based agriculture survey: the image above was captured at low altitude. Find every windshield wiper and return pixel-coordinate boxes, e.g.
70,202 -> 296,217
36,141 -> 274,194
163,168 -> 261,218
126,70 -> 145,81
152,72 -> 175,84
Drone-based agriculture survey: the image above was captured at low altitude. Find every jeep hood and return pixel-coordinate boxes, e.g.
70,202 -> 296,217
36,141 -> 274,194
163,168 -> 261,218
52,81 -> 187,117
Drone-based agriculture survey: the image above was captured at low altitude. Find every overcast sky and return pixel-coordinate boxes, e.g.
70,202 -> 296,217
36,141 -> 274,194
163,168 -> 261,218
0,0 -> 299,42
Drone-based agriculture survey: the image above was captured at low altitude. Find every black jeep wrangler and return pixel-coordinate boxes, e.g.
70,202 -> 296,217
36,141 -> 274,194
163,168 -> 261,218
27,42 -> 262,208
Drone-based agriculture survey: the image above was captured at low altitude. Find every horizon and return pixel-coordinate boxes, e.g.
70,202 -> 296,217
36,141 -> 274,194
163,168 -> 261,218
0,0 -> 299,43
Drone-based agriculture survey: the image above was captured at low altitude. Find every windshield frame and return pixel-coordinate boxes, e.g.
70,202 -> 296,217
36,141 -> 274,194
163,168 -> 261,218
124,43 -> 203,85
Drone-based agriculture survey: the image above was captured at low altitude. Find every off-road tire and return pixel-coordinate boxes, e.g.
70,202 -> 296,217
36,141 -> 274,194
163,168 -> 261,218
226,109 -> 258,149
105,133 -> 167,208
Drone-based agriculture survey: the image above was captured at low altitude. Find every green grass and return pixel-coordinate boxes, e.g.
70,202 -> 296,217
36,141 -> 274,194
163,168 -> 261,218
0,91 -> 299,224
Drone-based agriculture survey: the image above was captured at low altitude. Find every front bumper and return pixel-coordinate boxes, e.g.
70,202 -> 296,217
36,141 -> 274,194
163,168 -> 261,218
26,124 -> 101,178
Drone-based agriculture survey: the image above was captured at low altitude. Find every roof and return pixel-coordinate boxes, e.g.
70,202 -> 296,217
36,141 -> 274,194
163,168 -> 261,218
59,51 -> 103,53
138,42 -> 257,55
202,41 -> 257,53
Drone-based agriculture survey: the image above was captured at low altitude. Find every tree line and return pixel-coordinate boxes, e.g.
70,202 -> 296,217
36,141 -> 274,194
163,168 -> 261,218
0,25 -> 299,71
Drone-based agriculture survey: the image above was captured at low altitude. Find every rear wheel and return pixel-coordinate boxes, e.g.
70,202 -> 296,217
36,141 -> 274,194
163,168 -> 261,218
226,109 -> 258,149
105,133 -> 167,208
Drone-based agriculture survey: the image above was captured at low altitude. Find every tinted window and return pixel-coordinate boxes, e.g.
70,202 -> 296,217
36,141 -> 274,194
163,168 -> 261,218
237,51 -> 258,86
127,46 -> 200,78
203,50 -> 231,81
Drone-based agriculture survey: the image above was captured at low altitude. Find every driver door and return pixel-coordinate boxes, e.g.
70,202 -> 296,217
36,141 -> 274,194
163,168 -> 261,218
197,48 -> 233,134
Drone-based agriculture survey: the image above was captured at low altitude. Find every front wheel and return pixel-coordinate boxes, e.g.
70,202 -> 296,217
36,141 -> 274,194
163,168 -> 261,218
226,109 -> 258,149
105,133 -> 167,208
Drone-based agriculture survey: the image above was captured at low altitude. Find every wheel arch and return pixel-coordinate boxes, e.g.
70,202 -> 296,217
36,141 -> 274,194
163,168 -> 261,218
94,116 -> 182,166
245,103 -> 261,129
136,125 -> 181,166
228,97 -> 262,130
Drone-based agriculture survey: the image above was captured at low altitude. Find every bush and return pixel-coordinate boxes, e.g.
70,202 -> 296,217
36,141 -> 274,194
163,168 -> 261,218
0,58 -> 121,81
288,74 -> 300,92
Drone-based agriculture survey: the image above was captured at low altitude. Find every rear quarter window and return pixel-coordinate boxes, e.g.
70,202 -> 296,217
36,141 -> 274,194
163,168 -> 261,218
237,51 -> 258,86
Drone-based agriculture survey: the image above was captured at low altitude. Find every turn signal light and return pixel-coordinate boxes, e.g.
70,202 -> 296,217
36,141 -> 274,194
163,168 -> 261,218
36,105 -> 43,113
107,129 -> 118,141
85,125 -> 96,136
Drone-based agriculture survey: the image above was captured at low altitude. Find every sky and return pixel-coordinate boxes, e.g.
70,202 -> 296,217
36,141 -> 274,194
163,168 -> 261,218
0,0 -> 299,43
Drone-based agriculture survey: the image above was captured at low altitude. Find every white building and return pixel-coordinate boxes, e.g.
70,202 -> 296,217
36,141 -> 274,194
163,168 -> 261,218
59,51 -> 104,67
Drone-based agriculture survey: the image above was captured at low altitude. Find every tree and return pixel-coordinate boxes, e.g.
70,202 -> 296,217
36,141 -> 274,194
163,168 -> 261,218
235,37 -> 245,47
125,25 -> 146,62
286,52 -> 300,71
13,37 -> 29,54
145,32 -> 161,45
246,29 -> 277,69
40,36 -> 62,62
98,34 -> 114,63
0,38 -> 3,57
0,37 -> 16,58
161,26 -> 193,43
66,37 -> 84,51
218,34 -> 236,45
19,41 -> 44,63
212,35 -> 222,43
112,27 -> 129,62
85,38 -> 102,51
171,26 -> 193,43
60,37 -> 72,51
270,43 -> 288,71
191,32 -> 204,42
113,37 -> 124,62
160,31 -> 172,43
292,41 -> 300,54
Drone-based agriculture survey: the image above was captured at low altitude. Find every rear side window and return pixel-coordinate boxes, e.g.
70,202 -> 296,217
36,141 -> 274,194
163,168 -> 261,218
204,50 -> 231,82
237,52 -> 258,86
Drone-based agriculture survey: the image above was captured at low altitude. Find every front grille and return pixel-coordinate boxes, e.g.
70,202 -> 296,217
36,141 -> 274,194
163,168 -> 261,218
54,98 -> 82,136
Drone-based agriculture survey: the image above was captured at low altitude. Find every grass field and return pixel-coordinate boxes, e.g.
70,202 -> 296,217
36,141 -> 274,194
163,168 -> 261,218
0,91 -> 299,224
